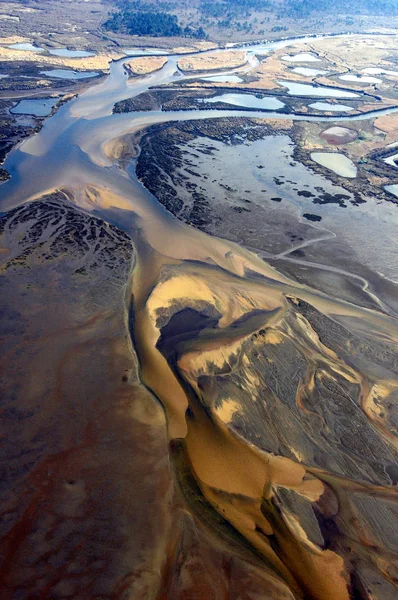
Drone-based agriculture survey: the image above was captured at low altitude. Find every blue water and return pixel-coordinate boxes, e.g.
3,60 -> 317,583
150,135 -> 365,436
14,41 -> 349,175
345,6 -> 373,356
201,93 -> 285,110
309,102 -> 355,112
10,98 -> 58,117
278,80 -> 359,98
8,42 -> 44,52
48,49 -> 95,58
40,69 -> 99,80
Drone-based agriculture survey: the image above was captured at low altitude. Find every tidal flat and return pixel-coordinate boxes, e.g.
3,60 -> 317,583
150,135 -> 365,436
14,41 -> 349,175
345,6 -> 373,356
0,28 -> 398,600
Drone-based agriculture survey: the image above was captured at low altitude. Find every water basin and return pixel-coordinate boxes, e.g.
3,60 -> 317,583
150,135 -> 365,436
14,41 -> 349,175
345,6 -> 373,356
385,184 -> 398,198
311,152 -> 357,177
362,67 -> 398,76
201,93 -> 285,110
40,69 -> 99,80
282,53 -> 320,62
10,98 -> 58,117
309,102 -> 355,112
321,126 -> 358,144
200,75 -> 243,83
278,80 -> 359,98
8,42 -> 44,52
384,153 -> 398,167
48,49 -> 95,58
339,74 -> 381,84
123,48 -> 169,56
292,67 -> 328,77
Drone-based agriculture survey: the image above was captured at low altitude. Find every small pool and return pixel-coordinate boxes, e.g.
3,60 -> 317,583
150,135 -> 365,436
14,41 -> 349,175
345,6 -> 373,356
200,75 -> 243,83
311,152 -> 357,178
282,53 -> 320,62
384,153 -> 398,167
309,102 -> 355,112
8,42 -> 44,52
362,67 -> 398,77
278,80 -> 359,98
48,48 -> 95,58
40,69 -> 99,80
123,48 -> 169,56
201,93 -> 285,110
385,184 -> 398,198
10,98 -> 58,117
292,67 -> 327,77
339,74 -> 381,84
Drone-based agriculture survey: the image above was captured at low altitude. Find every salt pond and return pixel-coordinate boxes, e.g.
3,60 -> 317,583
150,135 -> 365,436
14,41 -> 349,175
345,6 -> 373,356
339,74 -> 381,84
311,152 -> 357,178
8,42 -> 44,52
385,184 -> 398,198
10,98 -> 58,117
282,53 -> 320,62
201,93 -> 285,110
40,69 -> 99,80
362,67 -> 398,77
278,80 -> 359,98
123,48 -> 169,56
321,126 -> 358,144
48,49 -> 95,58
200,75 -> 243,83
309,101 -> 355,112
384,153 -> 398,167
292,67 -> 328,77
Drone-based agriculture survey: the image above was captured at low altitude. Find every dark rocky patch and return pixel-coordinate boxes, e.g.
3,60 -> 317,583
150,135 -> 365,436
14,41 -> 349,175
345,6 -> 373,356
303,213 -> 322,221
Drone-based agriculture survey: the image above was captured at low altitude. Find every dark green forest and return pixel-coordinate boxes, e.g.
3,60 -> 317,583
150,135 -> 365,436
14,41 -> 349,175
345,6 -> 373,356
103,0 -> 398,38
104,6 -> 206,38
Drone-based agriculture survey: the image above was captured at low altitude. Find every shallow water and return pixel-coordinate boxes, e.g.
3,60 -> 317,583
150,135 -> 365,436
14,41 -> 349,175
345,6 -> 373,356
123,48 -> 169,56
8,42 -> 44,52
40,69 -> 99,80
200,74 -> 243,83
339,74 -> 381,84
385,183 -> 398,197
10,98 -> 57,117
48,48 -> 95,58
309,101 -> 355,112
311,151 -> 357,177
384,152 -> 398,167
282,52 -> 320,62
12,115 -> 36,127
363,67 -> 398,76
201,92 -> 285,110
292,67 -> 327,76
278,80 -> 359,98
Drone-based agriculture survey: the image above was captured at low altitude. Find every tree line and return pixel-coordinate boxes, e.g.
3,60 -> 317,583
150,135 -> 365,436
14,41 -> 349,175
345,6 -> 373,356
104,6 -> 206,38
